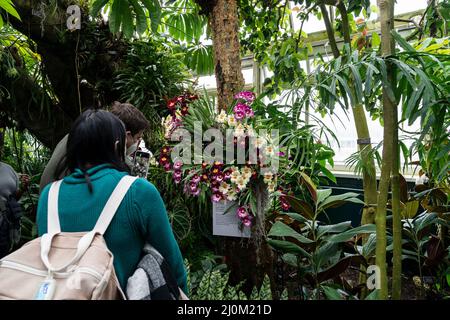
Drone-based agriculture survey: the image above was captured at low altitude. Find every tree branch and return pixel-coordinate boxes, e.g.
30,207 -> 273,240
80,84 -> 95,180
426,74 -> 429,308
1,70 -> 72,148
319,3 -> 340,58
336,1 -> 351,45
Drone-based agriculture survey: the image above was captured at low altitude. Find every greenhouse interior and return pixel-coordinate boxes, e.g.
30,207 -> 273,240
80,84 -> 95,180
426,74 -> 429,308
0,0 -> 448,303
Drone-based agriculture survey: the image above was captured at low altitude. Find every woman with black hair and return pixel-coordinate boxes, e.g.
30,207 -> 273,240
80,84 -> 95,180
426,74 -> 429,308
36,110 -> 187,295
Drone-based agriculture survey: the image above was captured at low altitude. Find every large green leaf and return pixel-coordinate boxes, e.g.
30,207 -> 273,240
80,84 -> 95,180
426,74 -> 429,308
90,0 -> 109,17
317,255 -> 365,283
317,221 -> 352,238
405,84 -> 425,123
391,30 -> 415,52
413,212 -> 438,232
316,189 -> 333,205
299,172 -> 317,203
130,0 -> 148,34
285,212 -> 309,223
349,64 -> 363,104
371,32 -> 380,48
121,1 -> 134,38
267,239 -> 312,258
365,289 -> 379,300
402,200 -> 420,219
184,44 -> 214,75
321,286 -> 343,300
268,221 -> 314,244
375,57 -> 396,102
142,0 -> 161,33
109,0 -> 122,34
362,233 -> 377,258
285,195 -> 315,220
389,59 -> 417,90
313,242 -> 340,268
327,224 -> 376,243
319,165 -> 337,183
0,0 -> 21,20
318,192 -> 364,212
335,73 -> 356,107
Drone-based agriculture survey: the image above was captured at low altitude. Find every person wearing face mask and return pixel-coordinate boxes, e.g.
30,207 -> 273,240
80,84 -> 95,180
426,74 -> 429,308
39,102 -> 150,192
35,110 -> 187,296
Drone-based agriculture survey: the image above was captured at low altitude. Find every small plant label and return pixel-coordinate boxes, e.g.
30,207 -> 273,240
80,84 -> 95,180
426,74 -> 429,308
212,201 -> 251,238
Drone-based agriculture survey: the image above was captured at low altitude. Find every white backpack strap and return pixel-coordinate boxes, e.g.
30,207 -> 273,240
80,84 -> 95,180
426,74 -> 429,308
93,175 -> 138,234
47,180 -> 63,234
41,175 -> 138,273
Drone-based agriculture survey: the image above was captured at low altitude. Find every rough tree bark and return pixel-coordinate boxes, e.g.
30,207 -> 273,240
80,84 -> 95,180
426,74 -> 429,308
196,0 -> 275,296
208,0 -> 245,111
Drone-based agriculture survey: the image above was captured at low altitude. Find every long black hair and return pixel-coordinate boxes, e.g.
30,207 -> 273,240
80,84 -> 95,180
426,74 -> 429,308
55,109 -> 129,193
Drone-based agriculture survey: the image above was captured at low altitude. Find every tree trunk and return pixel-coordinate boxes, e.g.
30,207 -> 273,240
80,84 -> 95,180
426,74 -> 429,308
322,4 -> 379,223
376,0 -> 397,300
353,103 -> 378,298
391,106 -> 401,300
334,4 -> 379,224
198,0 -> 274,295
352,105 -> 378,224
208,0 -> 245,110
320,4 -> 379,297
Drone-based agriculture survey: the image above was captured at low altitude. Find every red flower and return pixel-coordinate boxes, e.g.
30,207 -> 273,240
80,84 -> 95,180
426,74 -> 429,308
167,98 -> 177,111
159,156 -> 168,164
281,202 -> 290,211
161,146 -> 170,155
181,105 -> 189,115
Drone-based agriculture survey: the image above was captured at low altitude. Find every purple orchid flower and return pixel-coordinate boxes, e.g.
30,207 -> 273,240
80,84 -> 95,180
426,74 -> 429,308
191,174 -> 201,184
173,161 -> 183,170
234,91 -> 256,102
233,103 -> 248,114
242,216 -> 253,227
244,105 -> 254,117
237,207 -> 248,219
234,111 -> 246,120
211,192 -> 222,203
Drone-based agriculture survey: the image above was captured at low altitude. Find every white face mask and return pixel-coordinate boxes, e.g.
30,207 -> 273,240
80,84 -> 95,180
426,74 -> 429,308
126,141 -> 139,156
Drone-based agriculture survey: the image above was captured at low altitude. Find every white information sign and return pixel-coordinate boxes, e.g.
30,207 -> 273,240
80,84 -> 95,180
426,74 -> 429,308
212,201 -> 251,238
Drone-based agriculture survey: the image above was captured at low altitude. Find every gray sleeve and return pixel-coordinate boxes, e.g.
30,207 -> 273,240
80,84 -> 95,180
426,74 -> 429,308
39,134 -> 69,192
0,162 -> 19,200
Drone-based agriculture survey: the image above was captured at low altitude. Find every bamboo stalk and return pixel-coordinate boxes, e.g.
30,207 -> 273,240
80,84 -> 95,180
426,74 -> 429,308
376,0 -> 397,300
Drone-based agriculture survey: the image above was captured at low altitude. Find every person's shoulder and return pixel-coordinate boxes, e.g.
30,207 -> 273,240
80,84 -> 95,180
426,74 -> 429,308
131,177 -> 159,194
0,162 -> 18,179
0,161 -> 16,172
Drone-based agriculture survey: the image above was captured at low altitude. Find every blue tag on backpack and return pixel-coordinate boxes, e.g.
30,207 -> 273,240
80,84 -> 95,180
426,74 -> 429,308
34,278 -> 56,300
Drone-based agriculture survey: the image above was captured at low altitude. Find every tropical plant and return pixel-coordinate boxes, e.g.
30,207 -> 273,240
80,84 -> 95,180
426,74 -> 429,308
267,173 -> 376,299
186,258 -> 288,300
90,0 -> 162,38
0,0 -> 20,28
114,39 -> 192,150
1,128 -> 50,248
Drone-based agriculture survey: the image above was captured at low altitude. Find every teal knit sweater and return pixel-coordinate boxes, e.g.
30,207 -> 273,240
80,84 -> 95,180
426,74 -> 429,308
37,164 -> 187,294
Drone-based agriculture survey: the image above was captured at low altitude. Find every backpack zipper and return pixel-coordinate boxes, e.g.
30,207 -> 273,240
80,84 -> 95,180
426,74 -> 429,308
0,260 -> 103,281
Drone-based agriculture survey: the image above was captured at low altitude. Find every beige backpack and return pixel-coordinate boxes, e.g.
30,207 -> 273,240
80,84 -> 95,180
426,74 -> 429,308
0,175 -> 137,300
